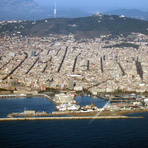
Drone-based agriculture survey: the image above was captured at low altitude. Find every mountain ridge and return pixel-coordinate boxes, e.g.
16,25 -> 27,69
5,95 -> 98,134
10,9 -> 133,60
0,0 -> 43,20
105,9 -> 148,20
0,14 -> 148,39
0,0 -> 40,10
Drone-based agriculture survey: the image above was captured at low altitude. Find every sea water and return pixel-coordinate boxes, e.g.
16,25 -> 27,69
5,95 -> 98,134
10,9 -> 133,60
0,96 -> 148,148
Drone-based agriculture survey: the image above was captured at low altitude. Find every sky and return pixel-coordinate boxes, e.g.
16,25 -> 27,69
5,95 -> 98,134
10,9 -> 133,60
35,0 -> 148,11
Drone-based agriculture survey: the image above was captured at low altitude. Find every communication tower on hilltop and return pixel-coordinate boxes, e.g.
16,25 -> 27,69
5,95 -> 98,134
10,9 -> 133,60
54,3 -> 57,18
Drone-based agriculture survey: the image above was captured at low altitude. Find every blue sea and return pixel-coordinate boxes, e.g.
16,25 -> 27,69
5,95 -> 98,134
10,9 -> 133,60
0,96 -> 148,148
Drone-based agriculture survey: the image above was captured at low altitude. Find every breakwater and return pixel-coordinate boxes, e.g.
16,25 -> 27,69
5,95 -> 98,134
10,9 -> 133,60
0,116 -> 143,121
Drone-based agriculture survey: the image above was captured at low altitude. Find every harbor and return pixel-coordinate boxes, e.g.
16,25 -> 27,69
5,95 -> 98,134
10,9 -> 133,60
0,92 -> 148,121
0,91 -> 148,148
0,90 -> 148,148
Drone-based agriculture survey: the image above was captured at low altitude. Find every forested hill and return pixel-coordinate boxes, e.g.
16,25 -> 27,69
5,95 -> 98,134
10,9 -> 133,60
0,14 -> 148,39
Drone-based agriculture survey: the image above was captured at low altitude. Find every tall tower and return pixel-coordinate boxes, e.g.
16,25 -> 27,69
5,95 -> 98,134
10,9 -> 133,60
54,3 -> 57,18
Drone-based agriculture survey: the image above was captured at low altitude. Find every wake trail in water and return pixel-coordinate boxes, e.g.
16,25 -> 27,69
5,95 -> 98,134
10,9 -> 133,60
88,98 -> 111,125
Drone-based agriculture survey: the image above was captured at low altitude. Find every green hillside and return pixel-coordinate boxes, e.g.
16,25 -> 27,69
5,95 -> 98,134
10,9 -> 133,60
0,14 -> 148,39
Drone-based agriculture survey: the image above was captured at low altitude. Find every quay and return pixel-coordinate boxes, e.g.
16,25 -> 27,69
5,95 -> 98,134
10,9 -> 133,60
0,94 -> 27,98
0,93 -> 56,104
0,116 -> 144,121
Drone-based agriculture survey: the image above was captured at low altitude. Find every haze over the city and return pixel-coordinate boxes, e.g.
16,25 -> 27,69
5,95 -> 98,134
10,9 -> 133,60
35,0 -> 148,11
0,0 -> 148,21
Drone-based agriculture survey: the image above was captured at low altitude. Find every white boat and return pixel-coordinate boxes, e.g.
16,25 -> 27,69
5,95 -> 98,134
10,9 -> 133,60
56,102 -> 80,111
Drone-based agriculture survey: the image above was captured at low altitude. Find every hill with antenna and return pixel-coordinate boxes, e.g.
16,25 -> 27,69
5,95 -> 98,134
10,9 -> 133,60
0,14 -> 148,39
105,9 -> 148,21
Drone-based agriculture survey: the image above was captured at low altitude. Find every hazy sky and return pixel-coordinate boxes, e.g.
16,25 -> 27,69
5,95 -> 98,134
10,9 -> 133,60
35,0 -> 148,11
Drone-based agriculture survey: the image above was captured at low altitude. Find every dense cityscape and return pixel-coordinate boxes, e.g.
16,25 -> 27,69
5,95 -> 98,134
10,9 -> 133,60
1,0 -> 148,147
0,12 -> 148,120
0,32 -> 148,95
